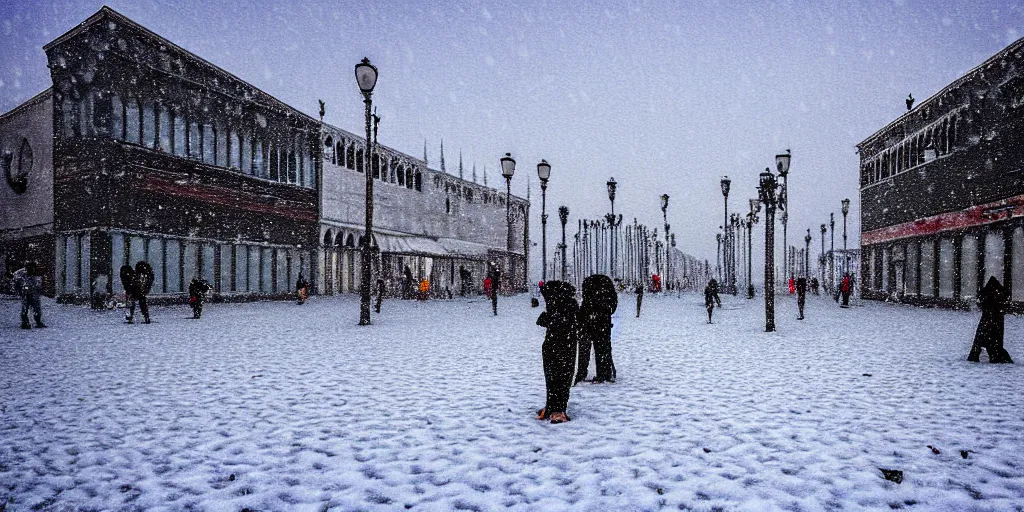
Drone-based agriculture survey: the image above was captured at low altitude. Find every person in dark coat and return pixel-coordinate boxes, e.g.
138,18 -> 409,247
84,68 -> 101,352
14,261 -> 45,329
124,261 -> 153,324
188,277 -> 212,319
840,273 -> 852,307
704,278 -> 721,324
536,280 -> 579,424
796,277 -> 807,320
296,273 -> 309,305
403,266 -> 414,299
577,274 -> 618,384
968,277 -> 1014,363
375,277 -> 385,313
635,282 -> 644,318
487,266 -> 502,316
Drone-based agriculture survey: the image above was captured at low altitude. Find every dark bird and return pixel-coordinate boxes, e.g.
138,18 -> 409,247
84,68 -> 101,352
879,468 -> 903,484
960,450 -> 971,459
927,445 -> 941,455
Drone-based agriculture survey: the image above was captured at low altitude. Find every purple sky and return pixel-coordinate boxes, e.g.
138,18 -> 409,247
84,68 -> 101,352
3,0 -> 1023,268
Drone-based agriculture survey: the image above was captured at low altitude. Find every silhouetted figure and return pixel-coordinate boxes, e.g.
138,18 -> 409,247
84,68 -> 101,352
536,281 -> 578,424
796,277 -> 807,320
296,273 -> 309,305
14,260 -> 45,329
375,278 -> 385,313
704,278 -> 721,324
487,266 -> 501,315
840,273 -> 852,307
635,283 -> 644,318
968,277 -> 1014,363
403,266 -> 414,299
124,261 -> 153,324
577,274 -> 618,384
188,277 -> 212,319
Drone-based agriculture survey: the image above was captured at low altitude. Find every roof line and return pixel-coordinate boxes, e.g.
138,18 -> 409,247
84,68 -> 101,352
0,88 -> 53,122
857,36 -> 1024,149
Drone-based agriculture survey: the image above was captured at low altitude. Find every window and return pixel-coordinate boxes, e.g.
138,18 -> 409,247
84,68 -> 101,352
961,234 -> 978,299
216,123 -> 228,166
270,147 -> 279,181
397,166 -> 405,187
110,94 -> 124,140
142,101 -> 156,148
125,98 -> 140,144
241,133 -> 252,174
356,149 -> 364,173
337,141 -> 344,167
347,145 -> 355,170
158,105 -> 171,152
189,121 -> 201,159
173,112 -> 187,156
415,171 -> 422,191
79,95 -> 94,136
229,128 -> 240,169
5,138 -> 31,193
253,139 -> 264,177
93,93 -> 112,136
202,124 -> 215,163
324,136 -> 335,165
287,150 -> 296,183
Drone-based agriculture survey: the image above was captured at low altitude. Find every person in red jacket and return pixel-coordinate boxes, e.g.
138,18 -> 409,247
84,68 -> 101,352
840,273 -> 852,307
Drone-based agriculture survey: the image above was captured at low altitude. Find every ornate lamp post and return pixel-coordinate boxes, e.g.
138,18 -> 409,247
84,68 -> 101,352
501,153 -> 516,293
758,166 -> 783,332
829,213 -> 835,293
355,57 -> 378,326
730,213 -> 741,295
720,176 -> 731,293
804,229 -> 812,278
661,194 -> 670,289
558,206 -> 569,281
716,232 -> 722,282
747,198 -> 760,298
777,149 -> 791,283
820,223 -> 827,287
537,160 -> 551,281
841,198 -> 851,275
607,178 -> 619,279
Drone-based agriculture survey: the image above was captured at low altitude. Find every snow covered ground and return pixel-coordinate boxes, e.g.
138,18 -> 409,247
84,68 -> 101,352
2,291 -> 1023,511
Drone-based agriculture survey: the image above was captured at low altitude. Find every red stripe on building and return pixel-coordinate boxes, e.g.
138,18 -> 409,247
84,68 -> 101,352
862,193 -> 1024,245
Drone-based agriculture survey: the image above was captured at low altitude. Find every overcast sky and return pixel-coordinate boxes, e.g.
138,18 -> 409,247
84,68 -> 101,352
3,0 -> 1023,271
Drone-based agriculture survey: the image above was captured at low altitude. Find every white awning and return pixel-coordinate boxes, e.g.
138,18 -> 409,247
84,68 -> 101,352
374,234 -> 448,257
435,238 -> 491,260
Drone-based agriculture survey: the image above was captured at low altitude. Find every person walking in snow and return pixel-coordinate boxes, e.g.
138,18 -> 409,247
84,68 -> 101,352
796,276 -> 807,320
375,277 -> 385,313
14,260 -> 45,329
576,274 -> 618,384
487,265 -> 501,315
296,272 -> 309,305
536,280 -> 579,424
840,272 -> 852,307
635,282 -> 644,318
188,276 -> 212,319
968,276 -> 1014,363
123,261 -> 153,324
704,278 -> 721,324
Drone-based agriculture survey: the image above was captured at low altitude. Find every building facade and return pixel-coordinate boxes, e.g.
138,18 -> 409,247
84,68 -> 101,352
0,7 -> 528,301
857,37 -> 1024,308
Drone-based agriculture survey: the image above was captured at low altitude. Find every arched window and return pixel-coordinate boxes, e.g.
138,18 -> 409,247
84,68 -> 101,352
269,146 -> 279,181
356,149 -> 364,173
397,165 -> 406,187
347,145 -> 356,170
158,104 -> 171,151
202,123 -> 215,163
110,94 -> 124,140
253,137 -> 264,176
288,150 -> 297,183
142,101 -> 156,148
337,141 -> 344,167
415,171 -> 422,191
324,136 -> 335,165
241,133 -> 252,174
189,120 -> 201,159
216,122 -> 228,166
173,111 -> 187,157
6,138 -> 32,193
124,98 -> 140,144
229,128 -> 240,169
446,197 -> 451,214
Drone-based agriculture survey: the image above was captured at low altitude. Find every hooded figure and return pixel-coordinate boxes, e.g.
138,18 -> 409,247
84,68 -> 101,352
188,277 -> 212,319
123,262 -> 152,324
704,278 -> 722,324
796,277 -> 807,320
968,277 -> 1014,363
536,280 -> 579,424
14,261 -> 45,329
577,274 -> 618,383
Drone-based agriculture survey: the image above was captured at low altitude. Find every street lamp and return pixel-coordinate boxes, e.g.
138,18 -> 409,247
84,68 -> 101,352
841,198 -> 851,276
804,228 -> 812,278
558,206 -> 569,281
829,212 -> 835,293
776,149 -> 791,284
607,177 -> 621,279
747,198 -> 760,298
661,193 -> 670,290
537,159 -> 551,281
720,176 -> 731,293
355,57 -> 378,326
500,153 -> 516,292
758,167 -> 782,332
716,232 -> 723,283
820,223 -> 827,289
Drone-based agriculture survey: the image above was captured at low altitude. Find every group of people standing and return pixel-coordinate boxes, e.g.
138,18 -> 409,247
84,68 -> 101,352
535,274 -> 618,424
